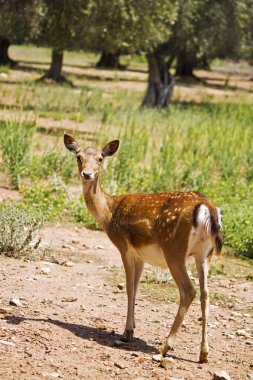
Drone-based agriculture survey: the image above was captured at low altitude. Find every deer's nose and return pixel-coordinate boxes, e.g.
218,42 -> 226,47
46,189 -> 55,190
82,170 -> 93,179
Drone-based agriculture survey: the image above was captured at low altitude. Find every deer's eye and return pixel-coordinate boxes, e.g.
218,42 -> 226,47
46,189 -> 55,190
98,157 -> 103,163
76,155 -> 81,162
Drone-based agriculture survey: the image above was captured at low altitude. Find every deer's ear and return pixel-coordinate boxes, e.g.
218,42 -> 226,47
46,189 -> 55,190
64,134 -> 80,154
102,140 -> 120,157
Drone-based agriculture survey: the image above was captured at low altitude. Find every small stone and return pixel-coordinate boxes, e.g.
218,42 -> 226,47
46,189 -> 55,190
41,267 -> 51,275
95,245 -> 104,250
9,298 -> 22,307
247,374 -> 253,379
71,239 -> 79,244
117,283 -> 124,290
62,297 -> 77,302
236,329 -> 250,338
114,362 -> 126,369
160,357 -> 175,368
225,333 -> 236,339
231,311 -> 241,317
246,341 -> 253,345
152,354 -> 163,362
0,307 -> 13,314
42,372 -> 60,378
0,339 -> 16,347
213,370 -> 231,380
64,261 -> 74,267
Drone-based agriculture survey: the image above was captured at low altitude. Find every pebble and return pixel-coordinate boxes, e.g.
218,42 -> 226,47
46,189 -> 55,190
41,267 -> 51,275
64,261 -> 74,267
213,370 -> 231,380
62,297 -> 77,302
0,307 -> 13,314
95,245 -> 104,250
117,283 -> 124,290
225,333 -> 236,339
0,339 -> 16,347
42,372 -> 60,378
246,341 -> 253,345
9,298 -> 22,307
160,357 -> 175,369
231,311 -> 241,317
152,354 -> 163,362
247,374 -> 253,379
114,362 -> 126,369
236,329 -> 250,338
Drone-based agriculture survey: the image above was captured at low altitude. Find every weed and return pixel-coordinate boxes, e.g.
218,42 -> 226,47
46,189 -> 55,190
0,119 -> 35,189
22,176 -> 68,219
0,202 -> 42,259
29,151 -> 75,182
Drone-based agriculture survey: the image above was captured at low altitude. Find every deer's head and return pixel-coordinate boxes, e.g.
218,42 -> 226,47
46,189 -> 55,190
64,134 -> 119,181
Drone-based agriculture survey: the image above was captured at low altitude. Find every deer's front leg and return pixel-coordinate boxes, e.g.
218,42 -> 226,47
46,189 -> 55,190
121,251 -> 143,342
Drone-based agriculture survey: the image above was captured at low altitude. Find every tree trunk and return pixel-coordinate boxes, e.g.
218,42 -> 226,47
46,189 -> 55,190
96,51 -> 124,69
39,49 -> 70,84
0,37 -> 16,66
175,50 -> 195,77
142,52 -> 175,108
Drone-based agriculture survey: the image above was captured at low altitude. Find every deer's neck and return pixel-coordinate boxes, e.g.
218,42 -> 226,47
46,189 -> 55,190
82,177 -> 115,232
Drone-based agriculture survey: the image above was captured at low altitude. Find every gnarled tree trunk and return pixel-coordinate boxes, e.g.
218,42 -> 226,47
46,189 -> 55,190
142,51 -> 175,108
39,49 -> 70,84
0,37 -> 16,66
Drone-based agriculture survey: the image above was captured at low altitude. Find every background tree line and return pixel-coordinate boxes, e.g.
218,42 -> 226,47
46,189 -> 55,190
0,0 -> 252,107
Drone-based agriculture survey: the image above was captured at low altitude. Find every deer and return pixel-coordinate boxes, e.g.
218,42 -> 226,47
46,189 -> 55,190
64,133 -> 222,363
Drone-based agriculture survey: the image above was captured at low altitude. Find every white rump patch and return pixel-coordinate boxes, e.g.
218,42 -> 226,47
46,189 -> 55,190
197,205 -> 212,235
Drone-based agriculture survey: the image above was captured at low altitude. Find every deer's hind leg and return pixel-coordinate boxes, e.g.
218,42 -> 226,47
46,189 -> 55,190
161,258 -> 196,356
195,252 -> 211,363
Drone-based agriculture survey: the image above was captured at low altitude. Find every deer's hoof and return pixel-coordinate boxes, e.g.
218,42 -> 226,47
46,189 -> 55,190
121,329 -> 134,342
160,341 -> 174,356
199,352 -> 208,363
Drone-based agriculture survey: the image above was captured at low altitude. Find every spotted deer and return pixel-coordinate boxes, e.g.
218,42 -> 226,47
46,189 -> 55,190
64,133 -> 222,363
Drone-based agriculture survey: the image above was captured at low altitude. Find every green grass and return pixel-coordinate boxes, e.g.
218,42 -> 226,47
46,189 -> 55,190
0,45 -> 252,258
0,119 -> 35,189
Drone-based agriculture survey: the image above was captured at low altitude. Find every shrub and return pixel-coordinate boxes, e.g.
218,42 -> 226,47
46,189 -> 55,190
22,176 -> 68,220
0,203 -> 42,258
0,119 -> 35,189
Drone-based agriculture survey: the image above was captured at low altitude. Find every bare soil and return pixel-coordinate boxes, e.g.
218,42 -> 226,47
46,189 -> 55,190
0,223 -> 252,380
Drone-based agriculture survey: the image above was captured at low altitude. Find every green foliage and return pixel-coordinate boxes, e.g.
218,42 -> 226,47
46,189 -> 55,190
143,268 -> 172,284
86,0 -> 178,53
222,195 -> 253,259
209,263 -> 226,276
0,202 -> 42,258
29,151 -> 75,182
0,120 -> 35,189
22,177 -> 68,219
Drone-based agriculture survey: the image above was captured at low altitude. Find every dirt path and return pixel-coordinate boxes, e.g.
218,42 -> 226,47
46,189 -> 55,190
0,225 -> 252,380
